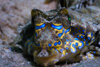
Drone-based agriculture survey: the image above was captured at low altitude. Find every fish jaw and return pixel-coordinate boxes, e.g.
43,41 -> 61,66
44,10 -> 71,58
33,50 -> 61,66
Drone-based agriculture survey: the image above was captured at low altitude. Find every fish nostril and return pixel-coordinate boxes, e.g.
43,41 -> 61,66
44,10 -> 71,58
55,31 -> 58,34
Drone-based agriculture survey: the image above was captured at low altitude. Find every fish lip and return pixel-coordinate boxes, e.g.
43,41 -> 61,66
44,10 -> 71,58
34,54 -> 60,66
33,47 -> 62,66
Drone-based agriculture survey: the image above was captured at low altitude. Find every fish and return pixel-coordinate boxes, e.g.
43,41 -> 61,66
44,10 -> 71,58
19,8 -> 100,66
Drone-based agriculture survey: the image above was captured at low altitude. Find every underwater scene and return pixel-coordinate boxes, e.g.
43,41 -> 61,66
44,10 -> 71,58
0,0 -> 100,67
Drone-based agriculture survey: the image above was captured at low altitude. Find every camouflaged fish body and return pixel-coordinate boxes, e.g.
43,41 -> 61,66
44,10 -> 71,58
18,8 -> 100,66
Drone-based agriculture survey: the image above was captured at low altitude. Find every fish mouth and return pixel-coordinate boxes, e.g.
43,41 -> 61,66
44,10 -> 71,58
34,54 -> 60,67
33,49 -> 61,66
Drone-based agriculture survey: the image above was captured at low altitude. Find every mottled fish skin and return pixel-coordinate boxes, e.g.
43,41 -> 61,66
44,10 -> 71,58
19,8 -> 99,67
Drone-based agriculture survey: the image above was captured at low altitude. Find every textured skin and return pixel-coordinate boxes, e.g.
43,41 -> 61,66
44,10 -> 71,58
19,8 -> 100,67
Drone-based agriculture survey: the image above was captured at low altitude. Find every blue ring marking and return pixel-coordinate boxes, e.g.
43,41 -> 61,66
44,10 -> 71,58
41,47 -> 43,50
50,48 -> 52,50
91,32 -> 93,37
58,29 -> 64,37
93,51 -> 96,54
25,42 -> 31,49
62,48 -> 64,50
27,38 -> 30,40
81,36 -> 83,38
65,28 -> 70,33
84,39 -> 86,41
66,39 -> 69,41
66,35 -> 67,37
66,52 -> 68,55
46,27 -> 48,29
75,38 -> 79,40
61,54 -> 64,57
54,42 -> 57,46
73,33 -> 75,35
60,49 -> 63,53
75,43 -> 78,46
78,41 -> 84,49
35,24 -> 45,29
69,42 -> 71,45
77,35 -> 79,37
48,43 -> 52,47
88,37 -> 91,40
58,41 -> 61,45
27,42 -> 31,46
83,30 -> 85,32
66,47 -> 69,50
85,34 -> 87,36
37,44 -> 40,46
69,39 -> 71,41
54,48 -> 57,50
30,44 -> 32,48
71,44 -> 76,53
35,43 -> 40,46
58,33 -> 63,37
51,24 -> 62,30
79,30 -> 81,32
35,33 -> 37,37
64,37 -> 66,39
82,33 -> 85,35
86,41 -> 88,46
90,54 -> 94,59
64,42 -> 66,45
76,28 -> 78,30
88,32 -> 90,34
